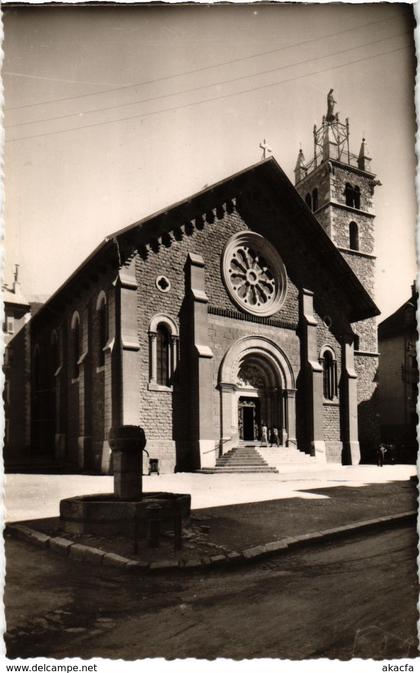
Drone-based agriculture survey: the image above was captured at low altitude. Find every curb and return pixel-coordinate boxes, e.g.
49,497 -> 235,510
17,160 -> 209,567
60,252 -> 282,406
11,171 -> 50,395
6,510 -> 416,573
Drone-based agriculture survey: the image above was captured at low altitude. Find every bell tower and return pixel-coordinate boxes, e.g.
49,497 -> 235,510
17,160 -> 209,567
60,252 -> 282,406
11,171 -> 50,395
295,90 -> 381,455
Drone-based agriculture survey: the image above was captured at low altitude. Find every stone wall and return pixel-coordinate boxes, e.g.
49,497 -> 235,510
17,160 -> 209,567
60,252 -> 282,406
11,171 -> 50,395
30,268 -> 117,471
352,317 -> 378,354
295,163 -> 332,237
332,211 -> 375,255
355,353 -> 380,460
339,250 -> 375,297
323,403 -> 341,440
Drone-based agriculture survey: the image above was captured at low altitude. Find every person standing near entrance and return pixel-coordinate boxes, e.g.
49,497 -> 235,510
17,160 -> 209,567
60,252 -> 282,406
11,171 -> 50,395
270,427 -> 280,447
376,443 -> 386,467
261,423 -> 268,447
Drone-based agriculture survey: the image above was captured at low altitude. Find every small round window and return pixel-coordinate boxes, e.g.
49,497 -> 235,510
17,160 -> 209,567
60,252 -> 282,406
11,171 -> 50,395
156,275 -> 171,293
222,231 -> 287,317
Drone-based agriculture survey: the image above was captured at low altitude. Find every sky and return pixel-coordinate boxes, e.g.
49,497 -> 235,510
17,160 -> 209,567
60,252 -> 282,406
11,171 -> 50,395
3,3 -> 417,319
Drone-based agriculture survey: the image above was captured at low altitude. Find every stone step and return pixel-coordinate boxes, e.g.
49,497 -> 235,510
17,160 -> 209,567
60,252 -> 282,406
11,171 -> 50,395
219,460 -> 267,465
216,464 -> 269,469
214,445 -> 274,473
216,446 -> 270,469
217,456 -> 268,462
225,449 -> 264,454
259,453 -> 314,461
223,451 -> 262,458
254,446 -> 318,469
208,444 -> 318,474
198,466 -> 278,474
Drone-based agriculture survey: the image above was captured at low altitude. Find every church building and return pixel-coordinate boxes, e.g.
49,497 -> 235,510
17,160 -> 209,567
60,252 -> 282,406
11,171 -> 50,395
24,93 -> 381,474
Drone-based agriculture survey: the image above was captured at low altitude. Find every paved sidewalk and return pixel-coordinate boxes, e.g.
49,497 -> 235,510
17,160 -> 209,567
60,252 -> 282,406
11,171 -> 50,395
5,466 -> 417,572
4,463 -> 416,521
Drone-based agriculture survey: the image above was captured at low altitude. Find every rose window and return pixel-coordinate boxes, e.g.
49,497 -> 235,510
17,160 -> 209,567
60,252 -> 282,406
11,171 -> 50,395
222,231 -> 287,317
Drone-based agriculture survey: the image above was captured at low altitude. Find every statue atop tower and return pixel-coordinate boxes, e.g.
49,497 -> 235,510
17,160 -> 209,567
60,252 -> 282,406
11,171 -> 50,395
293,89 -> 377,179
326,88 -> 337,122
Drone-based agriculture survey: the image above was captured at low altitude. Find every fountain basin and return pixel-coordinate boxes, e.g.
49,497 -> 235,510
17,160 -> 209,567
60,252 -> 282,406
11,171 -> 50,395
60,491 -> 191,537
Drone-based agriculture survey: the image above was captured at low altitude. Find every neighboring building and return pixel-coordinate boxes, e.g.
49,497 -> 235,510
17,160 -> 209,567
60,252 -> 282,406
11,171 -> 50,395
378,285 -> 418,462
11,93 -> 382,474
3,265 -> 31,464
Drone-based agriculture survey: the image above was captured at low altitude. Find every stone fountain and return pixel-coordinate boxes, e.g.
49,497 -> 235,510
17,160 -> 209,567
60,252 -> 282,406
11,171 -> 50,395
60,425 -> 190,540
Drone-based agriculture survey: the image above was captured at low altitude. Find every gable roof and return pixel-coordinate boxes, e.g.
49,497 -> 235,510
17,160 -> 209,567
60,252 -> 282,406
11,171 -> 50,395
378,293 -> 417,339
32,156 -> 379,324
2,284 -> 30,309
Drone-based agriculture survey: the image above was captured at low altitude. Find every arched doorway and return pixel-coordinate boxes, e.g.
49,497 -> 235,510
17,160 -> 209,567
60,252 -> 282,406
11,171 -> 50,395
237,356 -> 283,442
219,336 -> 296,454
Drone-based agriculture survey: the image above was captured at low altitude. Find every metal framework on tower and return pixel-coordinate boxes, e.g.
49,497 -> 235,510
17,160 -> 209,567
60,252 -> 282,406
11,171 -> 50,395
312,114 -> 351,168
295,91 -> 373,182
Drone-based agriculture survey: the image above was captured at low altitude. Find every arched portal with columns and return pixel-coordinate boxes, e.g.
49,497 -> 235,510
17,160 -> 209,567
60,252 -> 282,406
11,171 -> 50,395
218,336 -> 297,454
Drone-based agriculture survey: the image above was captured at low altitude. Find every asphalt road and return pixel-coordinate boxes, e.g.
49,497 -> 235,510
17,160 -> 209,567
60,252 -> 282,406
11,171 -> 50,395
5,523 -> 418,660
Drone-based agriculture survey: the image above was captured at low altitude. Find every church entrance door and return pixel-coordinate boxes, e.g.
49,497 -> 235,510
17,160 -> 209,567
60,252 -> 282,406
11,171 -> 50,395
219,336 -> 297,455
239,397 -> 260,441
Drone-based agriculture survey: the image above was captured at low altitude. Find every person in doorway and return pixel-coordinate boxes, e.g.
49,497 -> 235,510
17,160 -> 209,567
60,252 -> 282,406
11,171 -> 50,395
376,443 -> 386,467
260,423 -> 268,447
270,427 -> 280,447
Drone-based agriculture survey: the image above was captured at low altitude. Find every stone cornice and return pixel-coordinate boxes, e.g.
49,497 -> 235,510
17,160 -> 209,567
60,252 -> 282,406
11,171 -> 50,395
208,305 -> 297,330
315,201 -> 375,219
337,247 -> 376,260
329,158 -> 376,180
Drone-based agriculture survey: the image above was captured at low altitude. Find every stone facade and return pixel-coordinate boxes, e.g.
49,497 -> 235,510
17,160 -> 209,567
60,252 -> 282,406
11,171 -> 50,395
24,145 -> 379,473
28,267 -> 120,472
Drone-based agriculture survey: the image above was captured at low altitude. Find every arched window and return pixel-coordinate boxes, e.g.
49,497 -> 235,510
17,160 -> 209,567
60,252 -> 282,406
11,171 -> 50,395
353,186 -> 361,209
345,183 -> 354,207
345,183 -> 361,209
71,313 -> 81,380
156,324 -> 170,386
312,188 -> 318,211
305,193 -> 312,210
148,314 -> 179,390
96,293 -> 107,367
321,348 -> 337,401
349,221 -> 359,251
